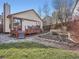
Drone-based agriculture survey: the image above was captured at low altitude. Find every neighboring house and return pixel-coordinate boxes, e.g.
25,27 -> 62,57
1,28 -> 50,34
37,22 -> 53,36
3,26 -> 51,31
2,3 -> 43,33
42,16 -> 52,31
42,15 -> 62,31
72,0 -> 79,20
43,16 -> 52,26
68,0 -> 79,43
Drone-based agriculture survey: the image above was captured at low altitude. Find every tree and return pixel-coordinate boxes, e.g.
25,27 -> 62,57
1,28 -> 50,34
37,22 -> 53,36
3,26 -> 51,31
52,0 -> 61,10
52,0 -> 73,25
52,11 -> 58,25
38,6 -> 42,18
52,0 -> 63,26
43,1 -> 50,17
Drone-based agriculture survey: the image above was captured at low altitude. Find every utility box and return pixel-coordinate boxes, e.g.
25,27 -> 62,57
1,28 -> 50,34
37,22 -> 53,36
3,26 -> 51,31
18,30 -> 25,39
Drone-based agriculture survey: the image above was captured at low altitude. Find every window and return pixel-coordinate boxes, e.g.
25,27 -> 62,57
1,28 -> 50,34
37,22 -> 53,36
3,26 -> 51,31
13,18 -> 22,27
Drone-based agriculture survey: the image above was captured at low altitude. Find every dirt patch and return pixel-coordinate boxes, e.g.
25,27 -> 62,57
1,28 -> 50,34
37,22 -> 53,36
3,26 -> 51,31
38,32 -> 79,50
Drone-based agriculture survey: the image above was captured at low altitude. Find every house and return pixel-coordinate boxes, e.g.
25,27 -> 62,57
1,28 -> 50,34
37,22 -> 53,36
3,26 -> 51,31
42,14 -> 63,31
42,16 -> 53,31
2,3 -> 43,33
72,0 -> 79,20
68,0 -> 79,43
43,16 -> 52,26
0,15 -> 2,24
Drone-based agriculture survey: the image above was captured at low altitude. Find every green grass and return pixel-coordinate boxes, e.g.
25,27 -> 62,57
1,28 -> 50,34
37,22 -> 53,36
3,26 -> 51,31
0,42 -> 79,59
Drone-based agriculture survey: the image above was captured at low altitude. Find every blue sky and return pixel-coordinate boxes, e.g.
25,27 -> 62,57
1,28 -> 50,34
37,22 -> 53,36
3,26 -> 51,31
0,0 -> 73,16
0,0 -> 53,15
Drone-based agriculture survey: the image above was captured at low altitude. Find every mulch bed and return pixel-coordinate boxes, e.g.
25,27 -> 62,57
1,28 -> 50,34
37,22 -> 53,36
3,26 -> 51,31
38,32 -> 79,50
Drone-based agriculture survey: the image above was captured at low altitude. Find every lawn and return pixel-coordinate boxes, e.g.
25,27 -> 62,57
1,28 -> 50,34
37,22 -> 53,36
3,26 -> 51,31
0,42 -> 79,59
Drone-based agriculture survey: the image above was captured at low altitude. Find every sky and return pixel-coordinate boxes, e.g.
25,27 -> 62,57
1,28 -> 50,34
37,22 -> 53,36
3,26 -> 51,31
0,0 -> 73,16
0,0 -> 53,15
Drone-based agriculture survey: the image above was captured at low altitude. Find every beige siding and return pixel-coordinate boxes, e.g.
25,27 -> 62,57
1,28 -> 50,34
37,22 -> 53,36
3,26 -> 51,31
13,10 -> 43,30
5,18 -> 10,32
13,11 -> 41,21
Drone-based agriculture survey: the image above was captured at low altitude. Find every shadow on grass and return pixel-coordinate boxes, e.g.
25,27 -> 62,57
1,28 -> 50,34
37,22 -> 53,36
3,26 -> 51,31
0,42 -> 51,49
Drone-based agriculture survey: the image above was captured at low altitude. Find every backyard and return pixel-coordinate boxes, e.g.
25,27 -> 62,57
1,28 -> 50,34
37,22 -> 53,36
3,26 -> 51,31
0,42 -> 79,59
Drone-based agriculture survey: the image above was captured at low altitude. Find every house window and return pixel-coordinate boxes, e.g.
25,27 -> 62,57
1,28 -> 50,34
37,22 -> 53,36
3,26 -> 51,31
13,19 -> 22,28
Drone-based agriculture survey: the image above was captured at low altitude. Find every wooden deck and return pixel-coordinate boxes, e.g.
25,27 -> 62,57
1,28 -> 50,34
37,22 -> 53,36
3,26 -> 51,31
10,27 -> 41,38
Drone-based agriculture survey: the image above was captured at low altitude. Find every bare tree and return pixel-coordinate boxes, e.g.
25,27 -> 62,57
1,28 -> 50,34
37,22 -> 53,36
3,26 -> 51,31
52,0 -> 73,26
38,6 -> 42,18
52,0 -> 62,25
43,1 -> 50,17
52,11 -> 58,25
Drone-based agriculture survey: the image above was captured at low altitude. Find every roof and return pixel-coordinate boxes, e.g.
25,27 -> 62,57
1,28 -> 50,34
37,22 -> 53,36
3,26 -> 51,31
8,9 -> 41,20
43,16 -> 52,20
